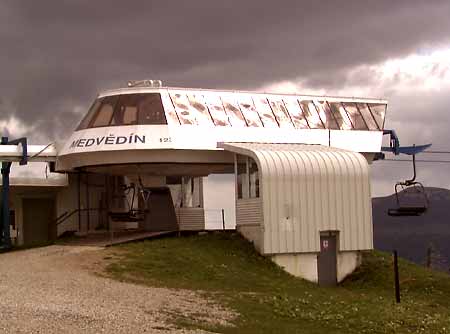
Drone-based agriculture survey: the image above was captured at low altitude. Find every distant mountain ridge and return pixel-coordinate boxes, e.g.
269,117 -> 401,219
372,187 -> 450,273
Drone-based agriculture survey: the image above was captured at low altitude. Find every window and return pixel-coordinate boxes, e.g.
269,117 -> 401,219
368,103 -> 386,130
299,100 -> 324,129
249,159 -> 259,198
111,95 -> 139,126
253,97 -> 279,128
90,96 -> 119,128
76,93 -> 167,129
203,94 -> 230,126
342,102 -> 368,130
357,103 -> 379,130
269,98 -> 294,128
77,99 -> 102,130
238,95 -> 263,127
222,96 -> 247,127
170,93 -> 214,126
170,93 -> 196,125
187,94 -> 213,125
314,101 -> 339,129
138,94 -> 167,125
329,102 -> 353,130
284,98 -> 309,129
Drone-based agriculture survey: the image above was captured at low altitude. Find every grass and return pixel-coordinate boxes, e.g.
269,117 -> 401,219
105,232 -> 450,334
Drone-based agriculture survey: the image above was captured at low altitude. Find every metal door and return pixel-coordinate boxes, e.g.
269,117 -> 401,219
22,198 -> 55,246
317,234 -> 338,286
142,187 -> 178,232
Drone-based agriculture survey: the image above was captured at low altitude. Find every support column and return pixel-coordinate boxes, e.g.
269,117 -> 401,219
1,137 -> 12,249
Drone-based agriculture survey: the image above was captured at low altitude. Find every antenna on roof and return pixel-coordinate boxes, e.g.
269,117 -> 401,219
127,79 -> 163,88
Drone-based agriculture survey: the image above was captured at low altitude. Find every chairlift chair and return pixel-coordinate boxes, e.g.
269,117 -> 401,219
381,130 -> 431,217
387,154 -> 429,216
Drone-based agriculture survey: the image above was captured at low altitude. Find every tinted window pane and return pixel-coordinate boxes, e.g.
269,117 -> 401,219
111,95 -> 139,126
314,101 -> 339,129
368,103 -> 386,130
284,98 -> 309,129
238,96 -> 262,127
170,93 -> 196,125
203,95 -> 230,126
342,102 -> 367,130
138,94 -> 167,125
253,97 -> 278,128
187,94 -> 213,125
269,98 -> 293,128
329,102 -> 352,130
91,96 -> 118,127
77,99 -> 102,130
222,96 -> 247,127
299,100 -> 324,129
357,103 -> 378,130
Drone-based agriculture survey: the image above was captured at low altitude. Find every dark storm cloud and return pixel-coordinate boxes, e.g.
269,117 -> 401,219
1,0 -> 450,142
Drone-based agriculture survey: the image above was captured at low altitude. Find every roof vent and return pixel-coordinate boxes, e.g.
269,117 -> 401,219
127,79 -> 163,88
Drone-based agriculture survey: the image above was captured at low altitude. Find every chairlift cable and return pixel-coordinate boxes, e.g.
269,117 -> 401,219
382,159 -> 450,164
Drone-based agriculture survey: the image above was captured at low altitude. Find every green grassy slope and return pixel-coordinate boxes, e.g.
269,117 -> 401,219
106,233 -> 450,334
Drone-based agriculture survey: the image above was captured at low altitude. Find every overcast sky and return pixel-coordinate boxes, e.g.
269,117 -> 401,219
1,1 -> 450,196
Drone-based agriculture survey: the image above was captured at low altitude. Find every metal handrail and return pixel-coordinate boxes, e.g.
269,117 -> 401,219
56,208 -> 107,226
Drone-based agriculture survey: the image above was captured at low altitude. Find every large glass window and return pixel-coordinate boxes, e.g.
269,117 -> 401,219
299,100 -> 324,129
329,102 -> 353,130
253,97 -> 279,128
314,101 -> 339,129
203,94 -> 230,126
269,98 -> 294,128
90,96 -> 119,128
368,103 -> 386,130
357,103 -> 379,130
77,99 -> 102,130
342,102 -> 368,130
187,94 -> 213,125
111,95 -> 138,126
238,96 -> 263,127
170,93 -> 197,125
284,98 -> 309,129
138,94 -> 167,125
76,93 -> 167,129
222,97 -> 247,127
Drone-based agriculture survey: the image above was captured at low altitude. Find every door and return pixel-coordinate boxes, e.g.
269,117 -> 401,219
22,198 -> 56,246
142,187 -> 178,232
317,234 -> 338,286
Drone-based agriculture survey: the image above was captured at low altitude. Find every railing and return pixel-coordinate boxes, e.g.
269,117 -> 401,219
55,208 -> 106,227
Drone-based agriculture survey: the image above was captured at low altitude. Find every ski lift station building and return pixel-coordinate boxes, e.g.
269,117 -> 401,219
1,81 -> 387,285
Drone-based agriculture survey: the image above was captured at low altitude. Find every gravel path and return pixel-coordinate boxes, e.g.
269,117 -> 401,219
0,245 -> 232,333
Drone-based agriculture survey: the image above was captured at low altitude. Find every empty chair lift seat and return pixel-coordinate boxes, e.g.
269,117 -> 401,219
220,143 -> 373,285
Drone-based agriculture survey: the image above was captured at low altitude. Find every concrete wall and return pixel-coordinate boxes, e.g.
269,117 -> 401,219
237,224 -> 263,253
271,251 -> 361,283
337,251 -> 362,282
271,253 -> 319,283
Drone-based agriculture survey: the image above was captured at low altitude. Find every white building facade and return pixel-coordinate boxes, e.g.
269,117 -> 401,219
1,83 -> 387,285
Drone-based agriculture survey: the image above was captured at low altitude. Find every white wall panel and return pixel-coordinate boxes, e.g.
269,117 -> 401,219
220,143 -> 373,255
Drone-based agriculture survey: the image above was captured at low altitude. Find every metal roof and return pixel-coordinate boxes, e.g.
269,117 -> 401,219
219,142 -> 373,254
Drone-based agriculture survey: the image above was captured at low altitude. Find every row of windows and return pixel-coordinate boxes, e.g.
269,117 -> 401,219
77,92 -> 386,131
169,93 -> 386,131
77,93 -> 166,130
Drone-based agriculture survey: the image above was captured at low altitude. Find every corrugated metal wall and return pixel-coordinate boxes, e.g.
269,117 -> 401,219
176,207 -> 205,231
236,198 -> 263,227
220,143 -> 373,255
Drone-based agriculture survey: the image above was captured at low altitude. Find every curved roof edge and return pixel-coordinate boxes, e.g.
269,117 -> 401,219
98,86 -> 388,104
219,142 -> 373,255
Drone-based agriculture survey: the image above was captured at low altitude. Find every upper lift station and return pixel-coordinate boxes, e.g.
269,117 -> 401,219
1,80 -> 389,286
